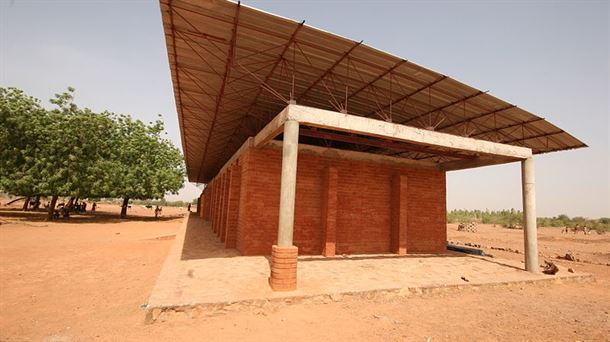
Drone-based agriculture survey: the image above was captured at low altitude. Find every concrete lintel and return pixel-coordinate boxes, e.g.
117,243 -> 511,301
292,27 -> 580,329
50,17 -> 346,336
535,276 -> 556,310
266,141 -> 439,170
286,104 -> 532,160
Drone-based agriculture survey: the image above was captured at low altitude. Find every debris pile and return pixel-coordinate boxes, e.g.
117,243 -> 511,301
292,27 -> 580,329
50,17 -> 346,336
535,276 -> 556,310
457,222 -> 477,233
543,261 -> 559,275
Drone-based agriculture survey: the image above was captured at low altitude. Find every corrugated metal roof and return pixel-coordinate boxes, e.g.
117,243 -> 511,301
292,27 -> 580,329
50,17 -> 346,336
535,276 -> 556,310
160,0 -> 587,183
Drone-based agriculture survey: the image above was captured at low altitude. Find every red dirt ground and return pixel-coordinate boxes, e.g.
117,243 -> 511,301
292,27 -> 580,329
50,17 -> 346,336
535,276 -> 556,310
1,200 -> 609,341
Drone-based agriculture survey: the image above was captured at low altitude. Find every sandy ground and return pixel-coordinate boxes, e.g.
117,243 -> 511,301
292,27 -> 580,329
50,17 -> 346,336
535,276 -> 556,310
1,202 -> 609,341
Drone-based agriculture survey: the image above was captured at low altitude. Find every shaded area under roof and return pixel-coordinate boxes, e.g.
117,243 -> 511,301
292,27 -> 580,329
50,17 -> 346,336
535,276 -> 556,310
160,0 -> 586,183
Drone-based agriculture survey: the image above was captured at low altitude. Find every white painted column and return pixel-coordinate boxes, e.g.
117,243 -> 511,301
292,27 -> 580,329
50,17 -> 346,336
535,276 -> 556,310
521,157 -> 539,273
277,120 -> 299,247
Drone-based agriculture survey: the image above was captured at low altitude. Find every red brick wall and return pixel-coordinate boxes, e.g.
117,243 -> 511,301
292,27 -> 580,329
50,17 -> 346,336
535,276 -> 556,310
234,146 -> 447,256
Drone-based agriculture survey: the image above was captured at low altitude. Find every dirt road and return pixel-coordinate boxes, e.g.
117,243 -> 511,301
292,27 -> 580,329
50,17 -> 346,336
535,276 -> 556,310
1,206 -> 608,341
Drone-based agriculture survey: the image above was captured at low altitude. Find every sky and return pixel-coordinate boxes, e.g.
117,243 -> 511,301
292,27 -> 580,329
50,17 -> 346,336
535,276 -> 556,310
1,0 -> 608,218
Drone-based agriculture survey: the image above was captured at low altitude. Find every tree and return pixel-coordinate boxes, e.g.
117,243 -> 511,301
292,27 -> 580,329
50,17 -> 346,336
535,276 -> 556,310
0,88 -> 50,210
107,115 -> 185,218
1,87 -> 185,220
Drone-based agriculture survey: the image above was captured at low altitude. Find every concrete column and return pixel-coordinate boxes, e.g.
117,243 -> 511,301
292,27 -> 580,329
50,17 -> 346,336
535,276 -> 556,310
521,157 -> 539,273
270,120 -> 299,291
276,120 -> 300,247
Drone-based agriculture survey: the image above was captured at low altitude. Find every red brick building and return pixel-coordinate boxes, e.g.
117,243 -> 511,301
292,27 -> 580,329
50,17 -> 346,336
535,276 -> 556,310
160,0 -> 585,290
201,143 -> 446,257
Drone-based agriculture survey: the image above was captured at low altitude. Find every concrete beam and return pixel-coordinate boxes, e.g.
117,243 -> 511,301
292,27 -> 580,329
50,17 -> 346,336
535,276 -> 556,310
253,107 -> 289,147
286,104 -> 532,160
266,140 -> 438,170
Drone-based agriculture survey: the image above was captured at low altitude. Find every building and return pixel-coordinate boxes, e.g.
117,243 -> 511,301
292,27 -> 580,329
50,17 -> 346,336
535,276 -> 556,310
159,0 -> 586,291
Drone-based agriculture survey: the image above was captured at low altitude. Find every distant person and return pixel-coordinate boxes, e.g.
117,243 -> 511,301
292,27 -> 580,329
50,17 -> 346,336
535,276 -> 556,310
91,202 -> 97,213
155,205 -> 162,219
187,203 -> 191,212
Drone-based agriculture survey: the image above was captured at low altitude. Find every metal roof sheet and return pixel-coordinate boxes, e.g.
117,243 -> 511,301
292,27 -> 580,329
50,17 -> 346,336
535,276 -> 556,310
160,0 -> 586,183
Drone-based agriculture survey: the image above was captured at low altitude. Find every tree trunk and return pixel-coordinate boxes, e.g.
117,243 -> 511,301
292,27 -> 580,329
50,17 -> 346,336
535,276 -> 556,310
64,197 -> 75,216
47,196 -> 58,221
66,197 -> 75,210
22,197 -> 30,211
33,196 -> 41,210
120,198 -> 129,218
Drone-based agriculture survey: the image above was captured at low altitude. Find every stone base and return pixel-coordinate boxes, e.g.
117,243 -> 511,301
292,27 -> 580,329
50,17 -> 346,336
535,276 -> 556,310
269,245 -> 298,291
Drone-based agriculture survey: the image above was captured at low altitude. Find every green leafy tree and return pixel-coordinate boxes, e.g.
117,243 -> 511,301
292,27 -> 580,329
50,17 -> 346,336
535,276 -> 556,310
1,87 -> 185,220
0,88 -> 49,209
106,115 -> 185,218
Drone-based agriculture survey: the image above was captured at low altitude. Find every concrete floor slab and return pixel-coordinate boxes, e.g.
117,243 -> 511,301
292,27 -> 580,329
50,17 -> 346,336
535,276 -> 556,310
145,214 -> 591,323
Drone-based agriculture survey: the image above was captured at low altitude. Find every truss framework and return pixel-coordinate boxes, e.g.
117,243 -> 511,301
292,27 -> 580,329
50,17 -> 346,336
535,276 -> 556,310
160,0 -> 586,183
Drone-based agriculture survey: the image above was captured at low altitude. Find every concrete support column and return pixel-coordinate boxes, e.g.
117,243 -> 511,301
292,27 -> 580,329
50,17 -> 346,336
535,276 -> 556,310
521,157 -> 539,273
270,120 -> 300,291
276,120 -> 300,247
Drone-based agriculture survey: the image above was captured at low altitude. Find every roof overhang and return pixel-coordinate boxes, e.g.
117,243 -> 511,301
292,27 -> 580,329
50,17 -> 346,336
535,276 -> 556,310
159,0 -> 586,183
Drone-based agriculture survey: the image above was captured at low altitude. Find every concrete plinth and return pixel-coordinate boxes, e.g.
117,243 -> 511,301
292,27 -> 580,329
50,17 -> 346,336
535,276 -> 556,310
269,245 -> 298,291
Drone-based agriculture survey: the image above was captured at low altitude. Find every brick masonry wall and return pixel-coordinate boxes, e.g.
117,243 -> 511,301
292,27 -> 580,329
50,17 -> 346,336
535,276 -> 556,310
232,145 -> 447,256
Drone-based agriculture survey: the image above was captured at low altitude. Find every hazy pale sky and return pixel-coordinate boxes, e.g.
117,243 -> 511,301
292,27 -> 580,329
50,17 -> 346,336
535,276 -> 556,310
1,0 -> 608,218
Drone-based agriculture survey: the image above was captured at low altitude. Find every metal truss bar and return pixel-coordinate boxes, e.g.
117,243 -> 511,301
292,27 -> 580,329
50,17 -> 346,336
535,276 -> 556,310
217,21 -> 306,161
436,105 -> 516,131
196,3 -> 240,183
347,60 -> 406,100
180,67 -> 218,100
365,76 -> 447,118
501,130 -> 564,144
167,1 -> 189,163
297,41 -> 362,101
400,90 -> 486,125
471,117 -> 545,139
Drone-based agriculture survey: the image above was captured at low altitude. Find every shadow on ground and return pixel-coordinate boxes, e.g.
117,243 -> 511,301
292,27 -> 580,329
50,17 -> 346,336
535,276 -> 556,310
0,208 -> 183,224
180,214 -> 240,260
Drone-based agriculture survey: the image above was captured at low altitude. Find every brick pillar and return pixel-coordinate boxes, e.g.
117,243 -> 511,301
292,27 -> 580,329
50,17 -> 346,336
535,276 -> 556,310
210,182 -> 215,223
217,173 -> 225,239
197,194 -> 202,217
213,179 -> 220,234
211,181 -> 216,229
321,167 -> 338,257
225,164 -> 241,248
269,245 -> 298,291
205,186 -> 212,221
391,174 -> 408,255
220,170 -> 230,243
203,188 -> 208,220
